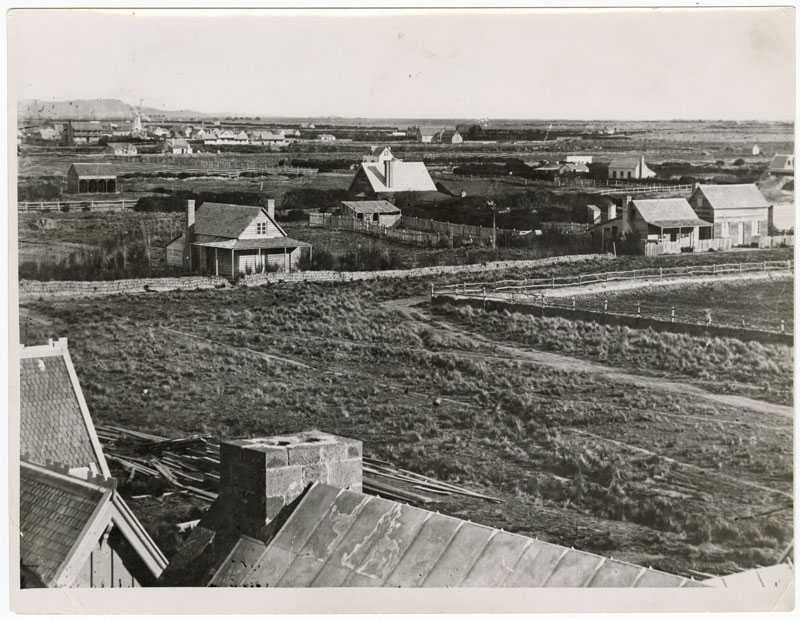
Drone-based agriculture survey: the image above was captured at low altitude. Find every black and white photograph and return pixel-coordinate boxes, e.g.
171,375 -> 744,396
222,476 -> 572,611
6,5 -> 796,614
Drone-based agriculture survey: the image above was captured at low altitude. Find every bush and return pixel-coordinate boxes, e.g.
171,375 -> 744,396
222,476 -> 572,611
733,158 -> 746,166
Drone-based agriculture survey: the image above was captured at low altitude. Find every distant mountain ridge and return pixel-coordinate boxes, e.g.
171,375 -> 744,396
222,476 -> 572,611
18,98 -> 217,120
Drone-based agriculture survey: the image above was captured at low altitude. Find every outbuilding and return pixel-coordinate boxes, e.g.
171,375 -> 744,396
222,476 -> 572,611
66,163 -> 117,194
608,155 -> 656,180
340,200 -> 402,227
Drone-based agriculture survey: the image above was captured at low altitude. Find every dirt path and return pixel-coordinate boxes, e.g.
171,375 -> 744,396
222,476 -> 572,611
382,297 -> 794,419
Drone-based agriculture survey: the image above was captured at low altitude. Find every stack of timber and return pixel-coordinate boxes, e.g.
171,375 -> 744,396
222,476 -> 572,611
95,425 -> 501,507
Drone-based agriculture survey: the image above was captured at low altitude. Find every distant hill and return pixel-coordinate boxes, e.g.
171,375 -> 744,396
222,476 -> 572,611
18,98 -> 218,121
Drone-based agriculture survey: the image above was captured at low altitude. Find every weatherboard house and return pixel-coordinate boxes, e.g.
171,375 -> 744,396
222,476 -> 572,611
348,150 -> 437,199
166,200 -> 311,276
340,200 -> 402,227
19,338 -> 167,588
608,155 -> 656,180
688,184 -> 771,246
158,430 -> 706,588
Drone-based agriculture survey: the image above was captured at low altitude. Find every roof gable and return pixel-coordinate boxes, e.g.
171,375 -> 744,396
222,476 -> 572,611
609,156 -> 644,169
357,162 -> 437,193
69,163 -> 116,178
695,184 -> 770,210
342,200 -> 401,214
20,339 -> 109,476
195,202 -> 286,239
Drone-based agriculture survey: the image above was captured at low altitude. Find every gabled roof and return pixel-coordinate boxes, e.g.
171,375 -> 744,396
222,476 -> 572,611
609,156 -> 645,169
20,461 -> 167,587
167,138 -> 189,148
202,483 -> 703,588
418,127 -> 442,137
107,142 -> 135,150
632,198 -> 712,228
694,184 -> 771,210
769,154 -> 794,171
68,163 -> 116,178
561,162 -> 589,173
342,200 -> 401,214
195,202 -> 286,239
20,339 -> 109,477
354,162 -> 437,193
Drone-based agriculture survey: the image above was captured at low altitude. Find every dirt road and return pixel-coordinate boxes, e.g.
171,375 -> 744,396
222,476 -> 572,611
383,296 -> 793,419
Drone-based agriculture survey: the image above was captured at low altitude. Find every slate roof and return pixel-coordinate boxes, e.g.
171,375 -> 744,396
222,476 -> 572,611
342,200 -> 401,214
633,198 -> 712,228
20,340 -> 107,475
196,483 -> 702,588
194,202 -> 284,239
191,237 -> 311,251
356,162 -> 437,193
69,163 -> 116,178
695,184 -> 771,210
20,463 -> 108,586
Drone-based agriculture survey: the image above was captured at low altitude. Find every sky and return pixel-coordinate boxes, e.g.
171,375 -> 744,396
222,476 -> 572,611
7,7 -> 796,121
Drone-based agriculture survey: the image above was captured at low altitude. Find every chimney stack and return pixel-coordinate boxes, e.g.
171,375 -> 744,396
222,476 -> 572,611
384,159 -> 394,189
218,431 -> 362,538
183,200 -> 195,272
621,195 -> 632,232
267,199 -> 275,220
639,155 -> 645,177
607,203 -> 617,222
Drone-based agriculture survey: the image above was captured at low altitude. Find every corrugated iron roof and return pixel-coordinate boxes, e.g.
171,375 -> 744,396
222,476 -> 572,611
20,463 -> 109,586
195,202 -> 278,239
358,162 -> 437,193
191,237 -> 311,250
705,564 -> 794,589
695,184 -> 771,210
205,483 -> 703,588
633,198 -> 711,227
341,200 -> 401,214
20,343 -> 107,474
69,163 -> 116,178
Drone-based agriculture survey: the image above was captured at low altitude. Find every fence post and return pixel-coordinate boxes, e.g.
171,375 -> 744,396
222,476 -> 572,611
637,302 -> 641,317
781,320 -> 785,333
712,263 -> 715,275
671,307 -> 675,323
659,267 -> 663,279
572,297 -> 576,313
552,276 -> 555,289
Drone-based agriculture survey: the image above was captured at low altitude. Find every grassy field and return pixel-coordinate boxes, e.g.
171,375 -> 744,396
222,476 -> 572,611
18,259 -> 793,577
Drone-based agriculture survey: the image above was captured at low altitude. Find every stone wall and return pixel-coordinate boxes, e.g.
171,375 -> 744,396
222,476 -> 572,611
19,254 -> 610,298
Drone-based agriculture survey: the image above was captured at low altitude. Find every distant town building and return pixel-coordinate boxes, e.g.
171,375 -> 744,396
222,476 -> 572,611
750,144 -> 760,156
106,142 -> 138,156
66,163 -> 117,194
150,126 -> 170,138
768,154 -> 794,176
340,200 -> 402,227
348,149 -> 437,198
166,200 -> 312,276
565,155 -> 593,165
608,155 -> 656,180
19,338 -> 167,588
362,146 -> 394,164
317,133 -> 336,142
249,131 -> 288,146
415,127 -> 443,143
64,120 -> 104,144
688,183 -> 771,246
439,129 -> 463,144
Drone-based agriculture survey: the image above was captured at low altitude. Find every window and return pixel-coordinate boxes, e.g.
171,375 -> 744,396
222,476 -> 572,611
751,219 -> 760,237
627,171 -> 632,179
720,222 -> 730,238
256,222 -> 267,235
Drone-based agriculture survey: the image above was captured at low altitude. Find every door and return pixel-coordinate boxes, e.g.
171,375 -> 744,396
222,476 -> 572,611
737,223 -> 744,245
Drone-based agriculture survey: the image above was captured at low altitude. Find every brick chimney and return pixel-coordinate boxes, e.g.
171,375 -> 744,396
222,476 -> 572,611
218,431 -> 362,538
384,159 -> 395,189
639,155 -> 645,177
183,200 -> 195,272
607,203 -> 617,222
267,199 -> 275,220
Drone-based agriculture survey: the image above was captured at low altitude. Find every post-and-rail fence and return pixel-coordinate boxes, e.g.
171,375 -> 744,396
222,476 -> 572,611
432,259 -> 794,335
18,200 -> 137,213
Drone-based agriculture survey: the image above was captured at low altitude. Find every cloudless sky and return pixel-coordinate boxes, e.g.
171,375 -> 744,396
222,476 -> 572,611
8,8 -> 795,120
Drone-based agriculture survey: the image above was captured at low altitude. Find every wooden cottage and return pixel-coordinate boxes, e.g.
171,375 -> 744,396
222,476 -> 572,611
18,338 -> 167,588
768,154 -> 794,176
166,200 -> 312,276
362,146 -> 394,164
164,138 -> 192,155
688,184 -> 771,246
348,150 -> 437,199
608,155 -> 656,180
340,200 -> 401,227
66,163 -> 117,194
439,129 -> 463,144
106,142 -> 138,156
592,196 -> 712,254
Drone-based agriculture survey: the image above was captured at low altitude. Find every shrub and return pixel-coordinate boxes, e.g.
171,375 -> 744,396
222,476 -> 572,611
733,158 -> 746,166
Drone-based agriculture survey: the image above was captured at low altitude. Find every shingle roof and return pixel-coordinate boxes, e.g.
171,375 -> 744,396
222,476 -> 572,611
356,162 -> 437,193
69,163 -> 116,178
695,184 -> 771,210
20,463 -> 108,586
633,198 -> 712,227
20,340 -> 107,474
205,483 -> 702,588
341,200 -> 401,214
195,202 -> 283,239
